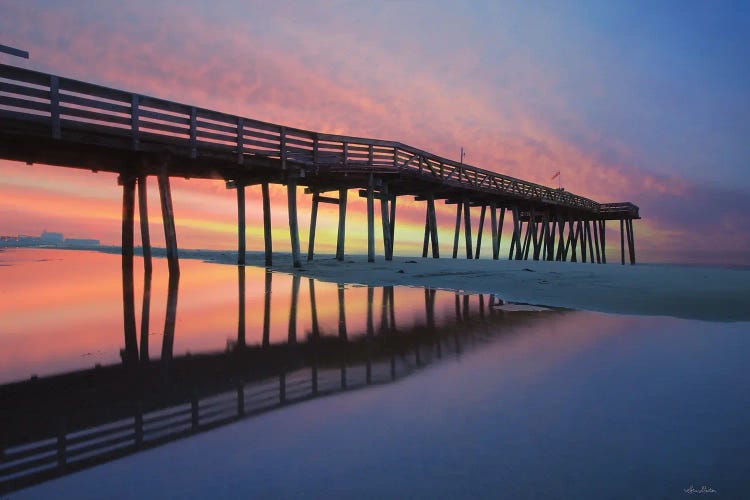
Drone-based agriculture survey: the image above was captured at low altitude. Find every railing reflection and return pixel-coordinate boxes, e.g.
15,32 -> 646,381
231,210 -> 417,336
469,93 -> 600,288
0,265 -> 561,493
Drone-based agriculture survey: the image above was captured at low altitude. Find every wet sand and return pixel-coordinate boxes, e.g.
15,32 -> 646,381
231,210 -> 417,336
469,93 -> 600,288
232,254 -> 750,322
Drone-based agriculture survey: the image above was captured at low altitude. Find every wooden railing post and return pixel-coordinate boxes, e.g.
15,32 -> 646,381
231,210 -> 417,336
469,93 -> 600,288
236,117 -> 244,165
189,106 -> 197,158
280,126 -> 287,170
49,75 -> 61,139
131,94 -> 140,150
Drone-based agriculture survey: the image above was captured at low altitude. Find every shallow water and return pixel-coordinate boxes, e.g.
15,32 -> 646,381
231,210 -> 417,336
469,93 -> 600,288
1,248 -> 749,498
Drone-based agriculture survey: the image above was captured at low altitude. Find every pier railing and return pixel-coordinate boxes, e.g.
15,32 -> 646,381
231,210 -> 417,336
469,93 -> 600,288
1,63 -> 600,211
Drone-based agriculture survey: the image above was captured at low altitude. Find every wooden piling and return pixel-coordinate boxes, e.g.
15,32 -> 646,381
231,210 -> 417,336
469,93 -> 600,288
463,200 -> 473,259
262,182 -> 272,266
555,214 -> 565,261
422,210 -> 430,258
510,206 -> 522,260
287,176 -> 301,268
579,220 -> 588,263
336,188 -> 347,262
389,194 -> 397,258
599,220 -> 607,264
380,183 -> 393,260
490,203 -> 498,259
592,219 -> 601,264
452,202 -> 462,259
237,184 -> 246,265
627,219 -> 636,265
620,219 -> 625,265
569,218 -> 578,262
428,194 -> 439,258
585,220 -> 595,264
307,192 -> 319,261
475,205 -> 486,259
367,174 -> 375,263
157,171 -> 179,275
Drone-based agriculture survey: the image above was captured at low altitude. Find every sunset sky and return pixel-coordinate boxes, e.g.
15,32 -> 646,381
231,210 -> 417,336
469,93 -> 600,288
1,1 -> 748,265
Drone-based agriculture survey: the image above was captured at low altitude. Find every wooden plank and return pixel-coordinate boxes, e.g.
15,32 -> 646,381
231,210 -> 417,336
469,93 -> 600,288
59,77 -> 131,103
58,92 -> 131,115
317,195 -> 339,205
138,118 -> 190,136
138,95 -> 191,115
196,128 -> 236,143
0,94 -> 50,112
0,80 -> 49,99
241,127 -> 280,144
59,105 -> 132,126
195,118 -> 237,135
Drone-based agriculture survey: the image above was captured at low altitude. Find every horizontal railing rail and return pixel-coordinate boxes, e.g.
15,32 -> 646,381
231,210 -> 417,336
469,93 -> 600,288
0,63 -> 616,213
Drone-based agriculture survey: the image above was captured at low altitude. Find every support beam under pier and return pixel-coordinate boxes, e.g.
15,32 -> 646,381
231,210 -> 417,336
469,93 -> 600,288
287,176 -> 301,268
157,171 -> 179,275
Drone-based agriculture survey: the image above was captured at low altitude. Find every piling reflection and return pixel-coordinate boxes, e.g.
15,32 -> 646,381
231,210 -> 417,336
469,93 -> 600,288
0,264 -> 564,494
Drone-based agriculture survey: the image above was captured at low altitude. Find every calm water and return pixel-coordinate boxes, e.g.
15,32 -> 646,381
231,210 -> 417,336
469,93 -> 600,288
1,248 -> 749,498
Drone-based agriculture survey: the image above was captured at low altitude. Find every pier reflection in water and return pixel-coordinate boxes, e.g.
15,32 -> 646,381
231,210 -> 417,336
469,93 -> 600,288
0,251 -> 561,493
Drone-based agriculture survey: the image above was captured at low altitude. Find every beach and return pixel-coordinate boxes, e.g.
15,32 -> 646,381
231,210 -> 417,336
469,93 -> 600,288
214,254 -> 750,322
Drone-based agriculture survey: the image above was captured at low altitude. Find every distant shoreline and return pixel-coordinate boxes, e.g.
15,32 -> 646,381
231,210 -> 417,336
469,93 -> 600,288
5,246 -> 750,322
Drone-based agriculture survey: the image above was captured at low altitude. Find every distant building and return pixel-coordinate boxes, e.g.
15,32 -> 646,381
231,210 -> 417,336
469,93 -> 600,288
64,238 -> 100,247
40,230 -> 64,246
18,234 -> 39,246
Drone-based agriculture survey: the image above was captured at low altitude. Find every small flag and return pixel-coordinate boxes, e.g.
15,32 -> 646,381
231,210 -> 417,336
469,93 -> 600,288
551,170 -> 560,180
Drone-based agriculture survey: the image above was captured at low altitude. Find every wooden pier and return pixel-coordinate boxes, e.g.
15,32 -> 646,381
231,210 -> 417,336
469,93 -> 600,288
0,63 -> 639,270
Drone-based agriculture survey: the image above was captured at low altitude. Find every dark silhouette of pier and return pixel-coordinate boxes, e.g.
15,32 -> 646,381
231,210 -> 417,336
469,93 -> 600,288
0,63 -> 639,275
0,267 -> 558,494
